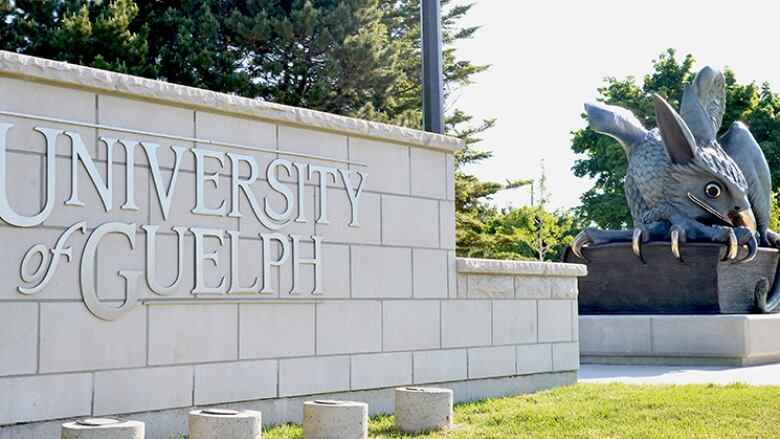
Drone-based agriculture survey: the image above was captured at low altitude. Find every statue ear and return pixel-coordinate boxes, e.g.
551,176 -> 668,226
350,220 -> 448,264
680,67 -> 725,143
654,94 -> 697,164
680,84 -> 716,143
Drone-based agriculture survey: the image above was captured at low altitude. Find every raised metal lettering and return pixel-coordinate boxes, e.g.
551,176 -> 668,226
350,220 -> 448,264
293,162 -> 308,223
142,142 -> 185,220
192,227 -> 227,294
309,165 -> 338,224
117,139 -> 139,211
66,132 -> 113,211
142,224 -> 187,295
0,124 -> 58,227
290,235 -> 323,295
80,222 -> 142,321
339,169 -> 368,227
227,230 -> 261,294
266,158 -> 295,222
260,232 -> 290,294
192,148 -> 226,216
18,221 -> 87,295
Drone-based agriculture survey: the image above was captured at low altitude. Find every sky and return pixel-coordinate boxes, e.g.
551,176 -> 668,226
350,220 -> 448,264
452,0 -> 780,211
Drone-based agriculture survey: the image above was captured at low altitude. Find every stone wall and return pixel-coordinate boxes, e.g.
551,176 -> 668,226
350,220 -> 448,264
0,52 -> 586,438
580,314 -> 780,366
455,258 -> 584,374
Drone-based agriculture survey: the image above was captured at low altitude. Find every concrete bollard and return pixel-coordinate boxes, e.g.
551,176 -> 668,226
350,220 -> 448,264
188,408 -> 262,439
394,387 -> 453,434
61,418 -> 144,439
303,400 -> 368,439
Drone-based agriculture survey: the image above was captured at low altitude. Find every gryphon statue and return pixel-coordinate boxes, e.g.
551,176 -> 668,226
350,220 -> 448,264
573,66 -> 780,312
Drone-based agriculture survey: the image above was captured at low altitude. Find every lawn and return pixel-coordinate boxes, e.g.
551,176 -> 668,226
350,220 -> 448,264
258,383 -> 780,438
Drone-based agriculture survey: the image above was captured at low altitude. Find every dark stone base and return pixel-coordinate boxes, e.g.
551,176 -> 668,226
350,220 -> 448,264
564,242 -> 779,314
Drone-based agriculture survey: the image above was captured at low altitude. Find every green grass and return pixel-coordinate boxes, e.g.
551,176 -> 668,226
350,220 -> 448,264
256,383 -> 780,439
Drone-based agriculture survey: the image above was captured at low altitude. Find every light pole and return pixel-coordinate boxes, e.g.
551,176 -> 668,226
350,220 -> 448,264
421,0 -> 444,134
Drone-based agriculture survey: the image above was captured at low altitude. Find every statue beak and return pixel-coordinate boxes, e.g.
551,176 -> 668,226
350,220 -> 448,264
687,193 -> 757,234
728,208 -> 757,234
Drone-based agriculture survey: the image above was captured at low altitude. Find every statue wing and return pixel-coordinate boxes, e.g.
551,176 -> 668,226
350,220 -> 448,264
584,102 -> 647,155
719,121 -> 772,237
681,67 -> 726,142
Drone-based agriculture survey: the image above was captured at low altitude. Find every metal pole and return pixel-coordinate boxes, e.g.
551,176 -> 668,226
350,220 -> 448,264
421,0 -> 444,134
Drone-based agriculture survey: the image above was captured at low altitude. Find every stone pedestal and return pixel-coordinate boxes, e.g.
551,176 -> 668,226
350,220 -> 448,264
188,409 -> 262,439
61,418 -> 144,439
394,387 -> 453,434
303,400 -> 368,439
565,242 -> 779,314
580,314 -> 780,366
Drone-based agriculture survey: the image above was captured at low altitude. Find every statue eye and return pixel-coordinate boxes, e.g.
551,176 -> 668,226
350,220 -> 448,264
704,182 -> 722,199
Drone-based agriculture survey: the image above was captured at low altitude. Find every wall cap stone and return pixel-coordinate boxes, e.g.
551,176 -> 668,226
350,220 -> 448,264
0,50 -> 464,153
456,257 -> 587,277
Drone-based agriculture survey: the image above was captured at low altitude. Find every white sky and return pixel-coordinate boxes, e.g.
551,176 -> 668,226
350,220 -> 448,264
452,0 -> 780,210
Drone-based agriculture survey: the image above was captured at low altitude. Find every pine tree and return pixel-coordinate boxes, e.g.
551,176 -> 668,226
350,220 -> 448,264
223,0 -> 401,117
0,0 -> 520,258
3,0 -> 155,76
133,0 -> 251,94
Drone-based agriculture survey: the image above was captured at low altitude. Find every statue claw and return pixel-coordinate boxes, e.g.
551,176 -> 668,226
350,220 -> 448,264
766,230 -> 780,249
754,277 -> 770,313
572,231 -> 591,262
735,235 -> 758,264
632,226 -> 646,264
670,225 -> 685,263
722,229 -> 739,262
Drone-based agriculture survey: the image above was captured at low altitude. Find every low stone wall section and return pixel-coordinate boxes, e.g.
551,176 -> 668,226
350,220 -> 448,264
581,314 -> 780,366
0,52 -> 587,438
1,257 -> 586,437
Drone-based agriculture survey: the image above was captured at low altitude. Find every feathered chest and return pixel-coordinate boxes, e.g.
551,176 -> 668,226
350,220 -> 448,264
627,130 -> 671,208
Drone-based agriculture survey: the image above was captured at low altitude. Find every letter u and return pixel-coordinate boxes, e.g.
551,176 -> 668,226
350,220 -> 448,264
0,123 -> 58,227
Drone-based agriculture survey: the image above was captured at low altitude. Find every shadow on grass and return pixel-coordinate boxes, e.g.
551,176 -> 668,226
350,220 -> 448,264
368,414 -> 408,437
263,413 -> 451,438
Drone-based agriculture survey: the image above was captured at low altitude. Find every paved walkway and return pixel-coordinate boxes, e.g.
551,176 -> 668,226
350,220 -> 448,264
579,363 -> 780,386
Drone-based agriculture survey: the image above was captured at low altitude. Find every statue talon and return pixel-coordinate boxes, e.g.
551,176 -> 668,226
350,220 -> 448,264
572,231 -> 592,262
724,229 -> 739,262
670,224 -> 685,263
734,227 -> 758,264
571,227 -> 641,262
763,230 -> 780,249
632,225 -> 648,263
736,235 -> 758,264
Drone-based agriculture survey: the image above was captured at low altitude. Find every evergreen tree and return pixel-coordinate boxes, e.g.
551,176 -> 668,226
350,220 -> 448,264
0,0 -> 518,258
0,0 -> 491,130
489,205 -> 580,262
0,0 -> 16,48
224,0 -> 401,117
448,109 -> 533,258
468,162 -> 581,262
134,0 -> 251,94
2,0 -> 155,76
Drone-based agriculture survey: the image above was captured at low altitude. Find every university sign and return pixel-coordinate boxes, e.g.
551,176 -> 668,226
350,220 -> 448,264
0,53 -> 583,437
1,112 -> 368,320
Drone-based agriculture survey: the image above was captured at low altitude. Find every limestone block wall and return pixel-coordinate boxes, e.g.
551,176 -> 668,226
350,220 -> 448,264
580,314 -> 780,366
0,51 -> 586,435
455,258 -> 585,377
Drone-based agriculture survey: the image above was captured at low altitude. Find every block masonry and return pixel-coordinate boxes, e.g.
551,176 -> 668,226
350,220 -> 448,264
0,51 -> 586,437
